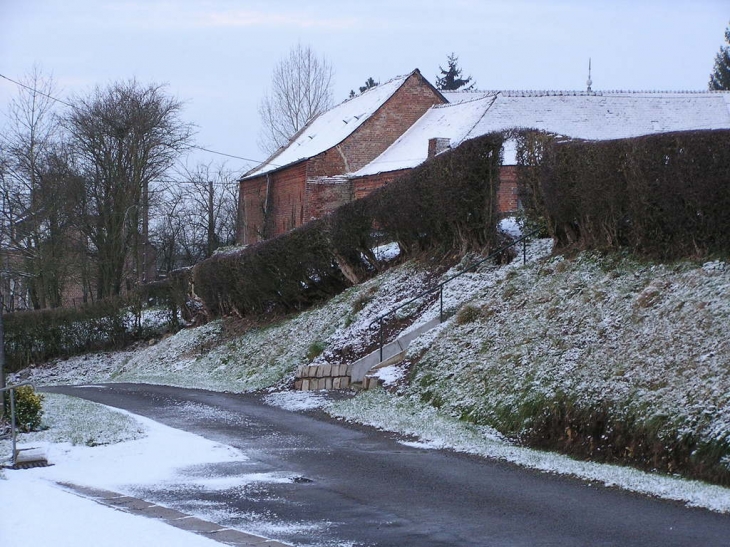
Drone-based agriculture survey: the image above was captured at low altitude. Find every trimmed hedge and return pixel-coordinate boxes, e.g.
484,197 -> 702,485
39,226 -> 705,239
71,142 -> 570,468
194,220 -> 349,317
521,129 -> 730,259
194,132 -> 504,317
3,270 -> 192,372
4,298 -> 128,372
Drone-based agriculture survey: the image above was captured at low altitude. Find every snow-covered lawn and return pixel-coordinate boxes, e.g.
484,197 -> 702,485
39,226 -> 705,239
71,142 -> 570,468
0,394 -> 248,547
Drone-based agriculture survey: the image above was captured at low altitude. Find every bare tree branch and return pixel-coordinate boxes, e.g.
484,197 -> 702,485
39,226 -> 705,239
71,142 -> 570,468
257,43 -> 334,155
63,80 -> 195,298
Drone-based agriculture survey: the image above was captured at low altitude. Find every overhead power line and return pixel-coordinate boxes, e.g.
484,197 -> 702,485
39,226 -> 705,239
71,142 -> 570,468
190,145 -> 273,165
0,71 -> 276,166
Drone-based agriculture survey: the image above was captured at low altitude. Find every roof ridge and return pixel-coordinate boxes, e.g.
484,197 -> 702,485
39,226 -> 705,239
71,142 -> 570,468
477,89 -> 729,97
340,71 -> 415,105
433,94 -> 498,108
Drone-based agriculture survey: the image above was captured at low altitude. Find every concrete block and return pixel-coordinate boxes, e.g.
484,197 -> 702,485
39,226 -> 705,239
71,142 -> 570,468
340,376 -> 350,389
322,364 -> 332,377
333,377 -> 342,389
325,378 -> 333,389
308,365 -> 319,377
302,379 -> 311,391
294,379 -> 303,390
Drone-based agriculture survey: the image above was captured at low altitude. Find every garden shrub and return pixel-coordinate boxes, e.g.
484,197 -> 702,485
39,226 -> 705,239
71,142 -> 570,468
306,341 -> 327,361
455,304 -> 483,325
4,385 -> 44,432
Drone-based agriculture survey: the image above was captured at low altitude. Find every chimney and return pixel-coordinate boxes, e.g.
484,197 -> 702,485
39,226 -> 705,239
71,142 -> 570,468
427,137 -> 451,159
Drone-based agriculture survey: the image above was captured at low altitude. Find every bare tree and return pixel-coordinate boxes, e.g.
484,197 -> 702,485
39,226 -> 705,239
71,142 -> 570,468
0,68 -> 76,309
153,162 -> 239,273
64,80 -> 194,299
257,43 -> 335,155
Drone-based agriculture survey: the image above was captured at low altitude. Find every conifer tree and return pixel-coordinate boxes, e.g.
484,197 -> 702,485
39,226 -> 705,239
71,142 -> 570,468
436,53 -> 475,91
709,23 -> 730,90
359,77 -> 379,93
349,77 -> 379,99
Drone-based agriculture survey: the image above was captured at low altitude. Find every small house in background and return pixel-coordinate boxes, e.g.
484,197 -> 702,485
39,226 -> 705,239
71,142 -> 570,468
238,69 -> 445,245
239,70 -> 730,245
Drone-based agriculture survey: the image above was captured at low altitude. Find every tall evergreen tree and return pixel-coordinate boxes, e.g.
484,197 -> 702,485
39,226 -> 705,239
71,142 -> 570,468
436,53 -> 475,91
709,23 -> 730,90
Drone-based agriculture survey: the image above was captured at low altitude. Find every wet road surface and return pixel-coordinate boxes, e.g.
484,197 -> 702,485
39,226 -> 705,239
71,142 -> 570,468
43,383 -> 730,547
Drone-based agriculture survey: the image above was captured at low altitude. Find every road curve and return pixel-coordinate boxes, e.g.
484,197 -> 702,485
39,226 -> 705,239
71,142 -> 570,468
44,383 -> 730,547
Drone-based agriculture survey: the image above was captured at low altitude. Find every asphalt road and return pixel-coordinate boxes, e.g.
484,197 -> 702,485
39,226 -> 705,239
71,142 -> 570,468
44,384 -> 730,547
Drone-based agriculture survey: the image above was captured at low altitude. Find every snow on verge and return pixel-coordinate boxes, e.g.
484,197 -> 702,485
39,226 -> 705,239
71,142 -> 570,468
264,390 -> 331,412
327,389 -> 730,514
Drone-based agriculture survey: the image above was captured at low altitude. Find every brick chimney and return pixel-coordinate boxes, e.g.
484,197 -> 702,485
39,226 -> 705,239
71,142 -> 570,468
427,137 -> 451,158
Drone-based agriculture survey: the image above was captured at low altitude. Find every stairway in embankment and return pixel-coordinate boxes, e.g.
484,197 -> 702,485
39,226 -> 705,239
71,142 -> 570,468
294,317 -> 441,391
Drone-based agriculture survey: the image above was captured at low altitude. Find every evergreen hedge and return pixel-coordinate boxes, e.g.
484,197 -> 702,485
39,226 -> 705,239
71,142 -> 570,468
194,132 -> 504,317
3,269 -> 192,372
519,129 -> 730,259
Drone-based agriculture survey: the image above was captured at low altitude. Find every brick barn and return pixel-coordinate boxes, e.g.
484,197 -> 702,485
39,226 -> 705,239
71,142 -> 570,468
237,70 -> 445,245
239,71 -> 730,245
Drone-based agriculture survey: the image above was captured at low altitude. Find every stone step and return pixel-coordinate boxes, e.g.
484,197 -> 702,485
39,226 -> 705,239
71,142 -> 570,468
294,316 -> 441,391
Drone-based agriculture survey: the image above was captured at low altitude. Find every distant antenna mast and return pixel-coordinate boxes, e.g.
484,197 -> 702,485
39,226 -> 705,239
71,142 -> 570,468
586,58 -> 593,93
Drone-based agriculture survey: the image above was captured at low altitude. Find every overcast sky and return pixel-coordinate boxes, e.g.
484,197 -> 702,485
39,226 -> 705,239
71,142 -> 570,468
1,0 -> 727,174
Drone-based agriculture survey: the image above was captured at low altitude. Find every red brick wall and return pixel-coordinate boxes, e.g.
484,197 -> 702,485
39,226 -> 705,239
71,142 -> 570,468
305,180 -> 353,221
238,175 -> 266,245
498,166 -> 520,214
238,162 -> 307,244
351,170 -> 409,201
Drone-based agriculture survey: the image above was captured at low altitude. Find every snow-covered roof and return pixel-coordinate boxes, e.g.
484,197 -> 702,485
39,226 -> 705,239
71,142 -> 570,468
353,90 -> 730,175
353,96 -> 496,177
244,72 -> 416,179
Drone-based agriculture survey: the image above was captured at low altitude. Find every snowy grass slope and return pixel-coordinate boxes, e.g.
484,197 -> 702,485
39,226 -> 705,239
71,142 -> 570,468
326,389 -> 730,513
1,393 -> 145,457
15,261 -> 434,392
9,239 -> 730,505
406,251 -> 730,483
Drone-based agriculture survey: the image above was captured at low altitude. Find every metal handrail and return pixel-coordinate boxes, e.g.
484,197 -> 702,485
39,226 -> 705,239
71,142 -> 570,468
1,381 -> 33,468
369,229 -> 541,361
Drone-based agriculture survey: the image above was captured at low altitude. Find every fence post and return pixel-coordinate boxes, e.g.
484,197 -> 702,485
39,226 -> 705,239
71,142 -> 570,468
523,237 -> 527,265
10,387 -> 16,465
378,317 -> 384,363
439,286 -> 444,322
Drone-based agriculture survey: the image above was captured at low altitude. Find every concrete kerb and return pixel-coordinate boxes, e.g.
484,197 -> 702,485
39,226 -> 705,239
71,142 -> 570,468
56,482 -> 292,546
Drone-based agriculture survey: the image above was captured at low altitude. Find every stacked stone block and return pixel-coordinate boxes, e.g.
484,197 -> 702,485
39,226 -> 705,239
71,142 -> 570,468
294,363 -> 352,391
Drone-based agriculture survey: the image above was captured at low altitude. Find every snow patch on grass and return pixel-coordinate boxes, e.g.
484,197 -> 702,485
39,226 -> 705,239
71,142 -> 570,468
0,393 -> 145,460
264,391 -> 330,412
328,389 -> 730,513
